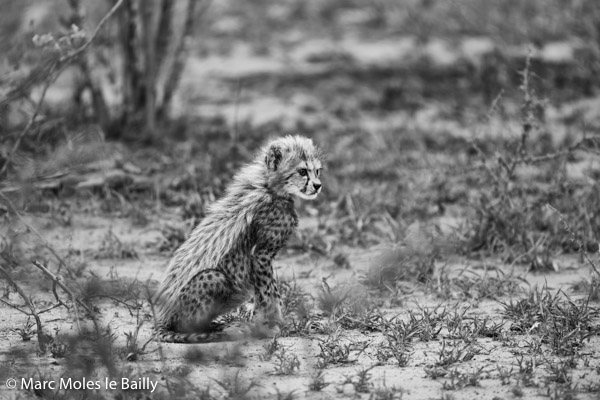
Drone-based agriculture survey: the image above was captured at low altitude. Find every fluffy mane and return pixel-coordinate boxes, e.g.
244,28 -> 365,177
155,135 -> 321,325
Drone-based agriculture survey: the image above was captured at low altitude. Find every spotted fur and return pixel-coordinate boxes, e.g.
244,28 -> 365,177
155,135 -> 323,343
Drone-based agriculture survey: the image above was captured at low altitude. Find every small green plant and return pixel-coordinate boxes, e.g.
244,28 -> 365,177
308,370 -> 329,391
570,277 -> 600,302
511,386 -> 524,397
212,370 -> 260,400
543,383 -> 578,400
122,315 -> 151,362
501,285 -> 597,355
545,298 -> 595,355
381,315 -> 422,345
272,347 -> 301,375
316,280 -> 383,333
370,381 -> 405,400
259,338 -> 281,361
380,305 -> 448,347
346,365 -> 376,393
317,279 -> 349,316
377,342 -> 412,367
424,366 -> 450,380
497,365 -> 514,385
11,317 -> 36,342
279,277 -> 311,317
434,340 -> 481,367
442,367 -> 485,390
274,388 -> 298,400
375,314 -> 417,366
523,336 -> 544,356
447,314 -> 504,341
315,328 -> 369,368
581,382 -> 600,393
544,357 -> 575,385
338,305 -> 384,332
48,339 -> 69,359
431,266 -> 522,301
413,306 -> 447,342
515,354 -> 539,387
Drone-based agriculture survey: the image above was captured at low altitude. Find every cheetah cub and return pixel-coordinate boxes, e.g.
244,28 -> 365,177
155,135 -> 323,342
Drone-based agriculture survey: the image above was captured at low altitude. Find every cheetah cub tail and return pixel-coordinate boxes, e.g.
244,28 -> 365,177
155,329 -> 242,343
155,321 -> 271,343
154,321 -> 252,343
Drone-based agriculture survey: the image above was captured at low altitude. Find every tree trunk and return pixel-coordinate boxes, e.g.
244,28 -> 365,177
121,0 -> 144,122
158,0 -> 202,118
140,0 -> 156,138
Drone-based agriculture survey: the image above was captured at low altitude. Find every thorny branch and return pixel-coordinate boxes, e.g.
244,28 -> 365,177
0,0 -> 125,178
0,265 -> 49,352
31,259 -> 98,332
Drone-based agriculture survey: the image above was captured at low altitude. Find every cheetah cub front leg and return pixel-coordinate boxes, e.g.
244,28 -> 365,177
252,254 -> 285,337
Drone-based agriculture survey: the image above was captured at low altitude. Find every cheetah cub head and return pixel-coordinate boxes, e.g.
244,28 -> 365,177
264,135 -> 323,200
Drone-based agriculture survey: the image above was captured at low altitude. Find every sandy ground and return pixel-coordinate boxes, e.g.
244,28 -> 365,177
1,3 -> 599,399
1,212 -> 599,400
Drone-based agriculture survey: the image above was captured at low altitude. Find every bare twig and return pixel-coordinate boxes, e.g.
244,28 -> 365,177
31,259 -> 96,332
486,90 -> 504,120
37,302 -> 64,314
0,192 -> 73,278
59,0 -> 125,63
145,281 -> 165,361
31,259 -> 101,337
518,137 -> 600,164
86,294 -> 141,316
51,278 -> 71,311
0,265 -> 48,352
0,298 -> 33,316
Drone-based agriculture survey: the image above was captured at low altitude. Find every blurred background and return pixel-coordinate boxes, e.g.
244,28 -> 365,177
1,1 -> 600,398
1,0 -> 600,297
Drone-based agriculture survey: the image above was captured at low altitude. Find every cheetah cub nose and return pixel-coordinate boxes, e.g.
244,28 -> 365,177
313,183 -> 321,191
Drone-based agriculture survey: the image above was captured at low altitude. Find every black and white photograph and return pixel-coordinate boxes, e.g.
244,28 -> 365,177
1,1 -> 600,399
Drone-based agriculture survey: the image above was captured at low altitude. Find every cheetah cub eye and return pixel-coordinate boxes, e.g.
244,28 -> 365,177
289,163 -> 322,200
265,136 -> 324,200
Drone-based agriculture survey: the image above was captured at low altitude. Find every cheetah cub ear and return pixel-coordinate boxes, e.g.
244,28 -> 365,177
265,143 -> 283,171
